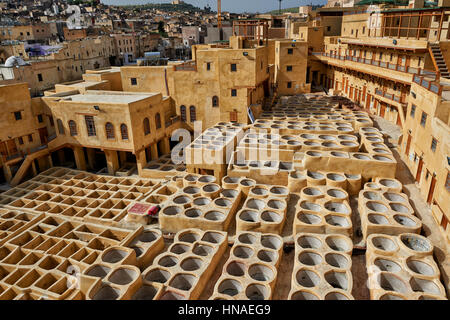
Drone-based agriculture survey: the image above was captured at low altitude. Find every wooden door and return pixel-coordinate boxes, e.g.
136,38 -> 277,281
38,127 -> 48,144
416,157 -> 423,183
0,142 -> 7,157
405,133 -> 412,156
6,139 -> 17,155
366,94 -> 371,109
427,175 -> 437,204
362,86 -> 367,102
380,103 -> 386,117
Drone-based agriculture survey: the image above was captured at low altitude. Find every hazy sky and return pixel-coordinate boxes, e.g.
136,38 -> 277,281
101,0 -> 327,13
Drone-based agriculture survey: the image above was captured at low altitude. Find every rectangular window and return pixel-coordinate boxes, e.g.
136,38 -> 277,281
130,78 -> 137,86
231,64 -> 237,72
18,137 -> 24,145
28,134 -> 33,142
379,52 -> 382,60
207,62 -> 211,70
446,172 -> 450,191
85,116 -> 96,136
14,111 -> 22,120
288,48 -> 293,55
431,138 -> 437,152
37,74 -> 43,82
327,26 -> 331,32
287,66 -> 293,72
287,82 -> 292,88
231,89 -> 237,97
362,26 -> 365,34
420,112 -> 427,127
37,114 -> 43,123
410,104 -> 416,117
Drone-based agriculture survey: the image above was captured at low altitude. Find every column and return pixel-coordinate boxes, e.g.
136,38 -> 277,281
150,143 -> 159,160
73,146 -> 87,171
105,150 -> 120,175
86,148 -> 96,170
3,165 -> 13,183
136,149 -> 147,176
31,160 -> 38,176
161,137 -> 171,155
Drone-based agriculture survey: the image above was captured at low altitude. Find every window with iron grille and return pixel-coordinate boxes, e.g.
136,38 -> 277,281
105,122 -> 115,139
180,105 -> 187,122
212,96 -> 219,107
207,62 -> 211,71
231,64 -> 237,72
231,89 -> 237,97
68,120 -> 77,136
155,113 -> 161,129
189,106 -> 196,122
120,124 -> 129,140
57,119 -> 65,135
85,116 -> 96,136
410,104 -> 416,118
420,112 -> 427,127
143,118 -> 150,135
431,138 -> 437,152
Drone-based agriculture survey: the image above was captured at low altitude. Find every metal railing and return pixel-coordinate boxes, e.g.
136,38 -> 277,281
174,61 -> 197,71
413,74 -> 442,95
375,88 -> 404,104
315,52 -> 438,81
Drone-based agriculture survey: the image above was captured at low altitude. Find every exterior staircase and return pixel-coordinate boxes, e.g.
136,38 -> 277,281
430,43 -> 450,79
9,147 -> 49,187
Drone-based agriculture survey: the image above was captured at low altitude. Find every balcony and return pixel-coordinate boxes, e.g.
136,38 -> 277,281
413,74 -> 443,95
173,61 -> 197,71
374,88 -> 406,105
313,52 -> 438,84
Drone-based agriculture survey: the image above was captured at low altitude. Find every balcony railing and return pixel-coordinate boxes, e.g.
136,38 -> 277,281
413,74 -> 442,95
315,52 -> 438,81
375,88 -> 404,104
173,61 -> 197,71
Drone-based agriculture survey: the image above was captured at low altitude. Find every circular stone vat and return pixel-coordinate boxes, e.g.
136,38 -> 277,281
158,255 -> 178,267
291,290 -> 320,300
303,187 -> 323,197
307,171 -> 325,179
250,187 -> 268,197
214,198 -> 232,207
299,201 -> 321,212
240,179 -> 255,187
185,208 -> 202,218
406,259 -> 435,276
379,179 -> 400,189
261,235 -> 282,250
327,189 -> 347,199
233,246 -> 254,259
86,265 -> 111,278
324,202 -> 349,214
296,269 -> 320,288
326,173 -> 345,182
363,191 -> 381,201
132,285 -> 158,300
179,231 -> 200,243
202,184 -> 220,193
218,279 -> 242,297
325,253 -> 349,269
353,154 -> 370,160
145,268 -> 170,283
183,186 -> 200,195
170,244 -> 190,255
298,213 -> 321,225
267,199 -> 286,210
173,196 -> 191,204
297,235 -> 322,249
383,192 -> 406,202
326,235 -> 351,252
325,215 -> 349,227
390,203 -> 409,213
379,293 -> 406,300
239,210 -> 258,222
306,151 -> 322,157
192,243 -> 213,256
257,249 -> 278,263
378,273 -> 408,293
298,251 -> 323,266
238,233 -> 257,244
246,199 -> 265,210
374,155 -> 393,162
246,284 -> 269,300
261,211 -> 281,223
170,274 -> 197,291
400,234 -> 431,252
109,267 -> 138,285
374,258 -> 402,272
163,206 -> 182,216
371,236 -> 397,252
205,211 -> 225,221
181,257 -> 203,271
198,175 -> 215,184
193,197 -> 211,206
393,214 -> 416,227
269,186 -> 288,196
249,264 -> 274,282
366,201 -> 388,213
324,291 -> 350,300
221,189 -> 238,198
93,285 -> 120,300
410,278 -> 441,295
325,271 -> 348,290
368,214 -> 389,225
226,261 -> 246,277
102,249 -> 128,264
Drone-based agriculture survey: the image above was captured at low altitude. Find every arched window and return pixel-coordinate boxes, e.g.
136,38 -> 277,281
105,122 -> 115,139
143,118 -> 150,135
180,105 -> 187,122
68,120 -> 77,136
212,96 -> 219,107
120,124 -> 129,140
189,106 -> 196,122
155,113 -> 161,129
57,119 -> 65,135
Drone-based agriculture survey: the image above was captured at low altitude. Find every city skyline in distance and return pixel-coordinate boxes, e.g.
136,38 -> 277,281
100,0 -> 327,13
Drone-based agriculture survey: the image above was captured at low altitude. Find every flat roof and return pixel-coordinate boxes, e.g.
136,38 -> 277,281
65,93 -> 157,104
